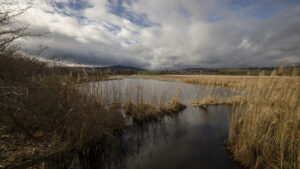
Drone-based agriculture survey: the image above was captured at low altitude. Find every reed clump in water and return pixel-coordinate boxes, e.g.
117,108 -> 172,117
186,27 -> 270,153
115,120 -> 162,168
122,82 -> 186,122
166,98 -> 187,113
228,69 -> 300,169
124,98 -> 186,122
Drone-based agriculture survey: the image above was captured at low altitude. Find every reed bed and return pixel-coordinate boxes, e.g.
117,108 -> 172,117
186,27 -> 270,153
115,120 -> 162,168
134,70 -> 300,169
81,79 -> 186,122
228,70 -> 300,169
0,53 -> 125,167
131,74 -> 257,88
132,73 -> 297,88
190,71 -> 300,169
0,53 -> 186,167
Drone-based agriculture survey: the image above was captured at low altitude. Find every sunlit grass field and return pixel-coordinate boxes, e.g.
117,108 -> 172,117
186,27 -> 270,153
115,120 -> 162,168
131,73 -> 296,88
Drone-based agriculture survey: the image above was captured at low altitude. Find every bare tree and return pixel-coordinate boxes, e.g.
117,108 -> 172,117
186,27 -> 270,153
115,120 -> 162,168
0,6 -> 43,56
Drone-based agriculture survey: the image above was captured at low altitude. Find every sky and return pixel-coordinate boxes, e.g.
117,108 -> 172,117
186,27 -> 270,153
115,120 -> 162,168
2,0 -> 300,69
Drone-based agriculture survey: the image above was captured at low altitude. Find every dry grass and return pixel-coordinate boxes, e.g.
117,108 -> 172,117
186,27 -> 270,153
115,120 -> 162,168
0,53 -> 186,167
0,53 -> 126,167
132,70 -> 300,169
124,98 -> 186,122
131,73 -> 297,88
228,70 -> 300,169
191,96 -> 246,108
131,74 -> 257,88
120,80 -> 186,122
2,51 -> 297,169
85,79 -> 187,122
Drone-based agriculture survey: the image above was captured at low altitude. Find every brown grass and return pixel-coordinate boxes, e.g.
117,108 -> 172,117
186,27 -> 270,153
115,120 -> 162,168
107,80 -> 187,122
0,53 -> 186,167
2,52 -> 297,169
132,69 -> 300,169
191,96 -> 246,108
0,53 -> 126,167
124,98 -> 186,122
228,70 -> 300,169
131,73 -> 297,88
131,74 -> 256,88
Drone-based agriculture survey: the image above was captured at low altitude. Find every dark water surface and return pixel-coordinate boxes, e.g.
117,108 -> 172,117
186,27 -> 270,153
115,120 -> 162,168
52,78 -> 241,169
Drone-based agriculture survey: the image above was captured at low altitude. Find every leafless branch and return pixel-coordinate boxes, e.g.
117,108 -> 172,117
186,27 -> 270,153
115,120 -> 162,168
0,5 -> 42,55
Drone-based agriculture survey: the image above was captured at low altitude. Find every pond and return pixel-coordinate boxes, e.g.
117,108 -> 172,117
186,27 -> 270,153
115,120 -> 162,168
49,78 -> 242,169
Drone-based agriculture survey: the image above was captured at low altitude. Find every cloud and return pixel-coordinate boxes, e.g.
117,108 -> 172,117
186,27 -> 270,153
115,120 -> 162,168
3,0 -> 300,69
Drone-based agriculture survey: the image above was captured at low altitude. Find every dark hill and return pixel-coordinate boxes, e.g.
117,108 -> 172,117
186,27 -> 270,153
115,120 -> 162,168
84,65 -> 144,71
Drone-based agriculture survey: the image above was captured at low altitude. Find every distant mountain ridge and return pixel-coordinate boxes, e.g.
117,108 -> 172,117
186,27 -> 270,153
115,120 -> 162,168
84,65 -> 144,71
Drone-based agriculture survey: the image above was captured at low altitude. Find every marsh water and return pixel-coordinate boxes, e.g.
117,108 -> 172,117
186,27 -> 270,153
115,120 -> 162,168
51,78 -> 241,169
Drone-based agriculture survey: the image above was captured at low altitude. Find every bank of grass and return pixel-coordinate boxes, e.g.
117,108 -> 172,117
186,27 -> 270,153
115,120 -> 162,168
228,70 -> 300,169
131,71 -> 298,88
191,96 -> 246,108
131,74 -> 256,88
137,70 -> 161,75
0,53 -> 126,167
188,69 -> 300,169
215,68 -> 273,75
0,53 -> 186,168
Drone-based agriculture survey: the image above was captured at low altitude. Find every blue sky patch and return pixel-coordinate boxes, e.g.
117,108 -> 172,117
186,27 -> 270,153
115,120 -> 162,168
178,4 -> 191,18
104,22 -> 122,35
52,0 -> 92,11
106,0 -> 159,27
227,0 -> 277,19
50,0 -> 92,24
207,14 -> 221,23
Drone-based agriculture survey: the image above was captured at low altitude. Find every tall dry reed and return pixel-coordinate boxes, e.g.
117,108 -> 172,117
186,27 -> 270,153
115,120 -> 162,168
80,79 -> 186,122
228,69 -> 300,169
137,70 -> 300,169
